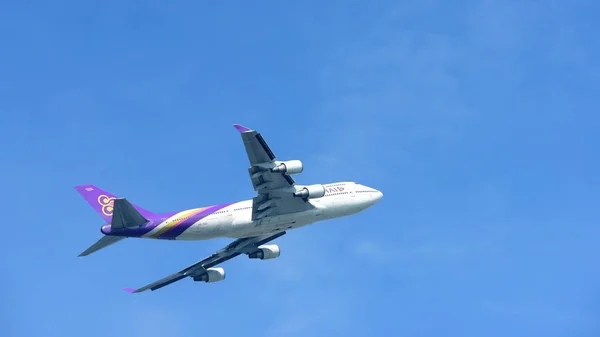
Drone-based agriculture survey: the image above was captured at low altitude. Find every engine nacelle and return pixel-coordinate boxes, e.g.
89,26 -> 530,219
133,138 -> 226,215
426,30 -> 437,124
293,184 -> 326,199
271,160 -> 303,175
193,267 -> 226,283
248,244 -> 281,260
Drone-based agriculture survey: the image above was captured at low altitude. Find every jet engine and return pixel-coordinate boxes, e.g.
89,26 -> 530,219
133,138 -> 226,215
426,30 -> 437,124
248,244 -> 281,260
193,267 -> 226,283
293,184 -> 326,199
271,160 -> 303,175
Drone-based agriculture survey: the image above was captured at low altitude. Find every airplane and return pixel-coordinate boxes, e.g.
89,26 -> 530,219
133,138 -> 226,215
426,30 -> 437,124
75,124 -> 383,293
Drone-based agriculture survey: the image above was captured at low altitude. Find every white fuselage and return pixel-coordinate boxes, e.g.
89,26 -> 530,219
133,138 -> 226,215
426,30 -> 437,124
170,182 -> 382,240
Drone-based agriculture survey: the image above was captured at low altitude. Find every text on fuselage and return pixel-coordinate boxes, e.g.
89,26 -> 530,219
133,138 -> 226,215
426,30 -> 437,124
325,186 -> 345,194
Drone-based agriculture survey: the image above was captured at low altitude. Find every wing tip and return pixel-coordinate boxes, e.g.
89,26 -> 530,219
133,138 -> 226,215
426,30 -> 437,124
233,124 -> 252,133
122,287 -> 136,293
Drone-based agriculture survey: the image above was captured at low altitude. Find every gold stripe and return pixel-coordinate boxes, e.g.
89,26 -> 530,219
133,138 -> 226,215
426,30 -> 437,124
150,207 -> 208,238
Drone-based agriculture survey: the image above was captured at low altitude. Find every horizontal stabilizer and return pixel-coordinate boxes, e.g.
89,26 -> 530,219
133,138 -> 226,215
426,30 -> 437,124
111,198 -> 149,229
79,236 -> 126,257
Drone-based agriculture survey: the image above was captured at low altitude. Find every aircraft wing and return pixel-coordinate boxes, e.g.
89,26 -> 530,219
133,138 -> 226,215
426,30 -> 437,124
233,124 -> 313,220
124,231 -> 286,293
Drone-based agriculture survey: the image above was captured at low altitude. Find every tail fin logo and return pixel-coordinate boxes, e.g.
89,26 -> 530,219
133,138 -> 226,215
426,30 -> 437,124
98,195 -> 115,216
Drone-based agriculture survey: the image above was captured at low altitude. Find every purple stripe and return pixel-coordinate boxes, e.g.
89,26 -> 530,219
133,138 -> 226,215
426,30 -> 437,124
233,124 -> 252,133
140,211 -> 178,236
101,203 -> 235,239
158,203 -> 234,239
103,212 -> 177,237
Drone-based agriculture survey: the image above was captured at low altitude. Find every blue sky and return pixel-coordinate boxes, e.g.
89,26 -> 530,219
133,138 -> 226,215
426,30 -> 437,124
1,0 -> 599,336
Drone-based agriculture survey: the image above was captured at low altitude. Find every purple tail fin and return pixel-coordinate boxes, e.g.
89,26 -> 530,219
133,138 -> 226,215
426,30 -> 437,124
74,184 -> 154,222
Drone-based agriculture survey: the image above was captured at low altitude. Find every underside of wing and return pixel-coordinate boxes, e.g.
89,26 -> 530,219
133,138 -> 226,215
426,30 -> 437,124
124,273 -> 187,293
234,124 -> 296,190
124,231 -> 286,293
233,124 -> 314,220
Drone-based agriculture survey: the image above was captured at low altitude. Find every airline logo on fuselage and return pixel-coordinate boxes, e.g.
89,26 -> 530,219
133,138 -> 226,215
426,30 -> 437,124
98,195 -> 115,216
325,186 -> 345,194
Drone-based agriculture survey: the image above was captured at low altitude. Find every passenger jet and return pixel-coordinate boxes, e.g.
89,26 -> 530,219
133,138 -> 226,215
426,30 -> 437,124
76,124 -> 383,293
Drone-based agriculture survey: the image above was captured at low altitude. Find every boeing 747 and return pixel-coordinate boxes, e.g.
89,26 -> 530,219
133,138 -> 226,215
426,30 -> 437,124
76,124 -> 383,293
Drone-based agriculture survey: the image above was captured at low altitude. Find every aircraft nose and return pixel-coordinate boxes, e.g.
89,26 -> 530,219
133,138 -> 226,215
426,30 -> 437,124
373,190 -> 383,202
